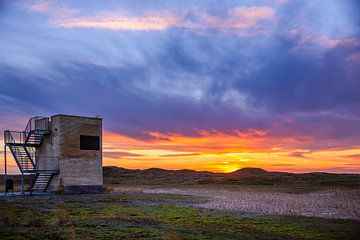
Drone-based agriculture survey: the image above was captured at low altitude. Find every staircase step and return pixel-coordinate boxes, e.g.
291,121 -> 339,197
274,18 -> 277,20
31,172 -> 55,193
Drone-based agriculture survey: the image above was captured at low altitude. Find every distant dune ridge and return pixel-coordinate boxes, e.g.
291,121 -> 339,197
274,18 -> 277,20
103,166 -> 360,187
2,167 -> 360,188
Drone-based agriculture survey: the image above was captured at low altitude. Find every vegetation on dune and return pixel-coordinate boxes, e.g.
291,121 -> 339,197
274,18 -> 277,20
1,193 -> 360,240
103,166 -> 360,189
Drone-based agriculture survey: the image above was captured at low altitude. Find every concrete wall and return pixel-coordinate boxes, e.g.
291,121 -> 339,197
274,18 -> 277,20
36,115 -> 103,193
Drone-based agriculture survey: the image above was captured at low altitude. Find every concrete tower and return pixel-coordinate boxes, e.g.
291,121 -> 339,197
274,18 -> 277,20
4,114 -> 103,194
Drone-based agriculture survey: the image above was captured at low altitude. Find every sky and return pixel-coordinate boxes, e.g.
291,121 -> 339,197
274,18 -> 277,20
0,0 -> 360,174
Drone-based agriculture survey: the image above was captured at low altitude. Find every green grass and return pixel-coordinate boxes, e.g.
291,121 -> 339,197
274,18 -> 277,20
0,192 -> 359,240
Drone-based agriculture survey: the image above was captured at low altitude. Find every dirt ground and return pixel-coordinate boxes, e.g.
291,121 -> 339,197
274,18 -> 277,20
111,186 -> 360,220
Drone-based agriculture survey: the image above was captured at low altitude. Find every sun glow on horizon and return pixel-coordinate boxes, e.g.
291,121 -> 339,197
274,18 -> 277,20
100,131 -> 360,174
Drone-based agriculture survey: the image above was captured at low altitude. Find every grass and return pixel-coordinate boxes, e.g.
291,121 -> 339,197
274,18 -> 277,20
1,192 -> 360,240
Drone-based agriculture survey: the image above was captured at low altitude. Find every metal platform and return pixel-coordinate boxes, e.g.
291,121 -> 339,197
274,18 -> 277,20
0,191 -> 53,197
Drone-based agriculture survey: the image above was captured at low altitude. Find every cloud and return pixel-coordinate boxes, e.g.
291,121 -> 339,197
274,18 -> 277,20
159,153 -> 200,157
189,6 -> 275,35
26,0 -> 78,18
28,1 -> 50,13
34,5 -> 276,34
270,163 -> 295,166
343,154 -> 360,159
103,151 -> 143,158
2,0 -> 360,156
1,29 -> 360,152
238,40 -> 360,116
53,13 -> 180,31
285,28 -> 360,49
288,151 -> 309,158
346,52 -> 360,65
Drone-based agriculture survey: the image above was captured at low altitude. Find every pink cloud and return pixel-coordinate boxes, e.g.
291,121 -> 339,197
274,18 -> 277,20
181,7 -> 275,34
53,14 -> 180,31
346,52 -> 360,65
227,7 -> 275,28
26,0 -> 78,18
286,28 -> 360,49
28,1 -> 50,13
45,6 -> 275,34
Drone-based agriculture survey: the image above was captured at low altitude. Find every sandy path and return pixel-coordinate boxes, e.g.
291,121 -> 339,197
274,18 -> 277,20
113,186 -> 360,220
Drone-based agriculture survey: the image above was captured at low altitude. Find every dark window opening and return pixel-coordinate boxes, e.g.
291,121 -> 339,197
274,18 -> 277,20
80,135 -> 100,150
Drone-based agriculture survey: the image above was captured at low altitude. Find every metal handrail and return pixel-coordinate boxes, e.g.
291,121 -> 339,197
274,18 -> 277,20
4,130 -> 25,144
24,116 -> 50,142
25,116 -> 50,132
4,117 -> 50,145
4,130 -> 14,144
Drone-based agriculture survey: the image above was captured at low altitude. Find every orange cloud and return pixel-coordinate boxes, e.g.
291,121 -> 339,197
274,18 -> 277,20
101,130 -> 360,173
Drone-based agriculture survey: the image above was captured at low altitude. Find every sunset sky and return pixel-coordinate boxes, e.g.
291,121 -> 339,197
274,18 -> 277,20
1,0 -> 360,174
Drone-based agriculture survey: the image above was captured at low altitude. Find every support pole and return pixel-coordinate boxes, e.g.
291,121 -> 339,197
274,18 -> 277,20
21,172 -> 24,194
30,173 -> 32,195
4,145 -> 7,195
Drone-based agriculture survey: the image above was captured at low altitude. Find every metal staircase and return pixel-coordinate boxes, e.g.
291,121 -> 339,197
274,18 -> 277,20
7,145 -> 35,172
32,172 -> 54,192
4,116 -> 58,194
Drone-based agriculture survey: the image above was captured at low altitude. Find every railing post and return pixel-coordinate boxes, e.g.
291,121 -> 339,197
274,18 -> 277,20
4,144 -> 7,195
